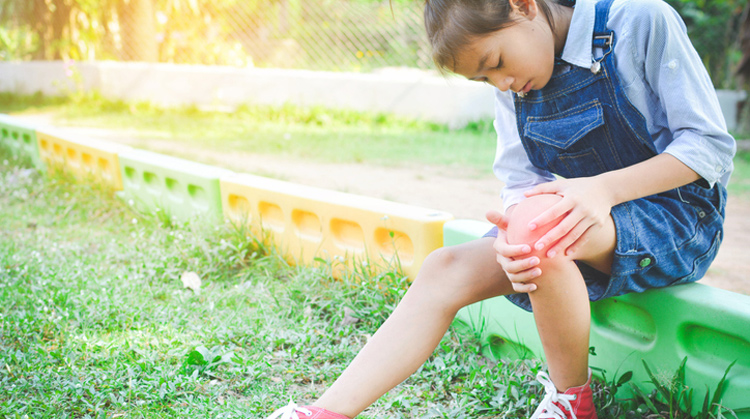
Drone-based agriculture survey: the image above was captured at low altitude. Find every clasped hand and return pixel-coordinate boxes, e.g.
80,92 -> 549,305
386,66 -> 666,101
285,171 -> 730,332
486,176 -> 615,293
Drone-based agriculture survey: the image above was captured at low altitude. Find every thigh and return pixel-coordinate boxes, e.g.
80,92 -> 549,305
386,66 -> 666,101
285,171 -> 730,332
571,214 -> 617,275
419,237 -> 518,308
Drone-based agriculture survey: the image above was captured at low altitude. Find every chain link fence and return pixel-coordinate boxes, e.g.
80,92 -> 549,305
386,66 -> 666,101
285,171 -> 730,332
0,0 -> 433,71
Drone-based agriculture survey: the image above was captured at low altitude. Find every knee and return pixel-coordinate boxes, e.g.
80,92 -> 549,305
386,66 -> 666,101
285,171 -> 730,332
418,246 -> 462,283
409,246 -> 471,308
507,194 -> 571,271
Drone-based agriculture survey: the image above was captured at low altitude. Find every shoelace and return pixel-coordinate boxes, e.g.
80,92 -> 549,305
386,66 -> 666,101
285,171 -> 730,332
530,371 -> 578,419
266,401 -> 313,419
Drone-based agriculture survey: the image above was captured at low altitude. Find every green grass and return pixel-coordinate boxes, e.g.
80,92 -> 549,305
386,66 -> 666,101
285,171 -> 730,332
0,93 -> 498,173
8,146 -> 711,418
2,95 -> 750,417
0,147 -> 551,418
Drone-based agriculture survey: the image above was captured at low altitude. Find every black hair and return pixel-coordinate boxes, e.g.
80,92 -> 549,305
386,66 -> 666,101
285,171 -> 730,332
424,0 -> 558,73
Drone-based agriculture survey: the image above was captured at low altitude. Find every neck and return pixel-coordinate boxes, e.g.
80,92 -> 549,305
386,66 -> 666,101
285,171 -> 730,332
549,2 -> 574,56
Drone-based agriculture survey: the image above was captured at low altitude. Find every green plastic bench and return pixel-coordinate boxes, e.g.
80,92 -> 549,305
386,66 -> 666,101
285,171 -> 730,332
447,219 -> 750,416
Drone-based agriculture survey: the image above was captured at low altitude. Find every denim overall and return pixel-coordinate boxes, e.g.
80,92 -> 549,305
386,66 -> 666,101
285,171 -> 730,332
503,0 -> 726,312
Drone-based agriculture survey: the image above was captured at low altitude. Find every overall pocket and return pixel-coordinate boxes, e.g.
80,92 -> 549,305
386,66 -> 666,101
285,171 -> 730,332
522,100 -> 611,178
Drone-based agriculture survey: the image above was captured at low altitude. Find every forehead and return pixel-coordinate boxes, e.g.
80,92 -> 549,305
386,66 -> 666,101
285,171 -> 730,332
451,32 -> 502,77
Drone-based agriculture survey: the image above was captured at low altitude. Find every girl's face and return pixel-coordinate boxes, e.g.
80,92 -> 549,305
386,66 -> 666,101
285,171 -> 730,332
452,2 -> 564,94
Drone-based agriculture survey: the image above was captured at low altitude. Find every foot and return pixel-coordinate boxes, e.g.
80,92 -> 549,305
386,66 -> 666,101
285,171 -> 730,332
530,370 -> 598,419
266,401 -> 352,419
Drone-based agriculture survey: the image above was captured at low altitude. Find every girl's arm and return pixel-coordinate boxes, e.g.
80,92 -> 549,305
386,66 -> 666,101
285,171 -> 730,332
524,153 -> 699,257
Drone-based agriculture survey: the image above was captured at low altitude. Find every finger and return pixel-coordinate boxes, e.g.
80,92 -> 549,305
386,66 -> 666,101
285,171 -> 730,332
524,181 -> 561,198
564,226 -> 596,257
512,281 -> 538,293
496,242 -> 533,258
502,256 -> 542,281
485,210 -> 507,229
546,221 -> 589,258
533,213 -> 580,251
528,200 -> 573,231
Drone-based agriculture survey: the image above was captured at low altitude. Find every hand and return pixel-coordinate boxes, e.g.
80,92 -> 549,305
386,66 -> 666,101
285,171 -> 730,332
524,176 -> 615,258
486,209 -> 541,293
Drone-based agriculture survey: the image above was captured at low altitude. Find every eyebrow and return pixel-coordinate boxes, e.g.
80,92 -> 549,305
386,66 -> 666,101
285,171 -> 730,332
467,52 -> 491,81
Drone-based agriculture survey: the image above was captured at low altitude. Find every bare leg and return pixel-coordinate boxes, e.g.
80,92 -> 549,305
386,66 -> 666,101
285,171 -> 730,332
528,260 -> 592,390
508,195 -> 616,391
314,238 -> 514,418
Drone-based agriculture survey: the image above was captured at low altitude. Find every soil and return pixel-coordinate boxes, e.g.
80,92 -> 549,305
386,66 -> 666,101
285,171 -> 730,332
17,116 -> 750,295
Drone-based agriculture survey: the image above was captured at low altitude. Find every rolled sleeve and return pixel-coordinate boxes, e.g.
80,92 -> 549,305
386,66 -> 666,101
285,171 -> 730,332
631,0 -> 736,186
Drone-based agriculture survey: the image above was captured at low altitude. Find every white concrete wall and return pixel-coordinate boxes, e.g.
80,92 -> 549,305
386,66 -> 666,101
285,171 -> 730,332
0,61 -> 495,129
1,61 -> 745,130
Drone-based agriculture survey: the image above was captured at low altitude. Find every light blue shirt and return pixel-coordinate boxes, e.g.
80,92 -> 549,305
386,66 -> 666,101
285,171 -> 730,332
493,0 -> 736,211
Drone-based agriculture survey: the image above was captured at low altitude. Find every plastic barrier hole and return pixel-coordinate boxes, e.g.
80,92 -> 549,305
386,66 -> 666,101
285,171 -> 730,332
22,134 -> 31,145
66,148 -> 80,168
330,219 -> 365,252
591,298 -> 656,349
1,129 -> 8,139
292,210 -> 322,241
11,131 -> 18,140
259,201 -> 285,232
143,172 -> 157,185
165,178 -> 179,191
374,228 -> 414,265
98,158 -> 110,172
187,185 -> 209,210
124,167 -> 135,183
678,323 -> 750,371
227,194 -> 251,222
187,185 -> 206,200
81,153 -> 94,170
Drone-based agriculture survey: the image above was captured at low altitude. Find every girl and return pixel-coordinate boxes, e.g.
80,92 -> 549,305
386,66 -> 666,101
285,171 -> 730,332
267,0 -> 735,417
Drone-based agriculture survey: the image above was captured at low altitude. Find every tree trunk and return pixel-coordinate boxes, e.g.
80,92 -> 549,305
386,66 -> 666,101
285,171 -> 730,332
117,0 -> 158,62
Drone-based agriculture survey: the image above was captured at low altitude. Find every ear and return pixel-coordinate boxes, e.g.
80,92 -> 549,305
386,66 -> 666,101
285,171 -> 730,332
509,0 -> 539,20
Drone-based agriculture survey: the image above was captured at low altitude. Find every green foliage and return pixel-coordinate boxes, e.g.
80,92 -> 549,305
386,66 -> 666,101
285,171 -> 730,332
628,357 -> 750,419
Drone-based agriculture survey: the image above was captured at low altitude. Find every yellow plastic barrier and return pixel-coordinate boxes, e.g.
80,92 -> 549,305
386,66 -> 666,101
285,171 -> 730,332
220,173 -> 453,279
36,129 -> 130,191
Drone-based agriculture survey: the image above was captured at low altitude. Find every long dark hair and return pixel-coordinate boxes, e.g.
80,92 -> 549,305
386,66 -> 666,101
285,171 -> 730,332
424,0 -> 556,73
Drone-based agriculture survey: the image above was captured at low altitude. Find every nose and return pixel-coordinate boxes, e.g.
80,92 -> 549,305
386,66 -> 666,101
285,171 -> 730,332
487,74 -> 514,92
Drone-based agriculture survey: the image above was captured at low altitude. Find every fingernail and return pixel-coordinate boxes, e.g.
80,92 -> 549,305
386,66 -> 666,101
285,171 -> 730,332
532,269 -> 542,278
547,250 -> 556,258
535,242 -> 544,251
530,257 -> 540,266
522,245 -> 531,253
528,223 -> 537,231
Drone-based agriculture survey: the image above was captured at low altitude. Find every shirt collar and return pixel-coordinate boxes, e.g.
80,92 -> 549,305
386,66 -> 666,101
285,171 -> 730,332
560,0 -> 597,69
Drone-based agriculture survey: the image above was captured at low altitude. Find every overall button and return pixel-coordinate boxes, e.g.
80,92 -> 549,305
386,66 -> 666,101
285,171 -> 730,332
697,210 -> 706,218
639,257 -> 652,268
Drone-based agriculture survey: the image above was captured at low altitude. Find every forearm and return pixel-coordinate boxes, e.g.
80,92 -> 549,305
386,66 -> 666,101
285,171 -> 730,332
598,153 -> 701,207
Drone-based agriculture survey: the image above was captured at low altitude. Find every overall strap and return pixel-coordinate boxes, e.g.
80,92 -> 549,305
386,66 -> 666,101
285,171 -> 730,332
591,0 -> 615,72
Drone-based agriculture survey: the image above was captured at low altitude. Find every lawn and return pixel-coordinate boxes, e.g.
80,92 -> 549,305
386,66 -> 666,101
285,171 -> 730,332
0,93 -> 498,172
1,95 -> 745,418
0,148 -> 556,418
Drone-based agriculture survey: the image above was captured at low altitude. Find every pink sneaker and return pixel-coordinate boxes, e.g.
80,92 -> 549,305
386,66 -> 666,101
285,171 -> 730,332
265,402 -> 352,419
530,370 -> 598,419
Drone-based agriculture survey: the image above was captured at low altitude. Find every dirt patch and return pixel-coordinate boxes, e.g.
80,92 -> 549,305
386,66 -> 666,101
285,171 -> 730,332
19,117 -> 750,295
